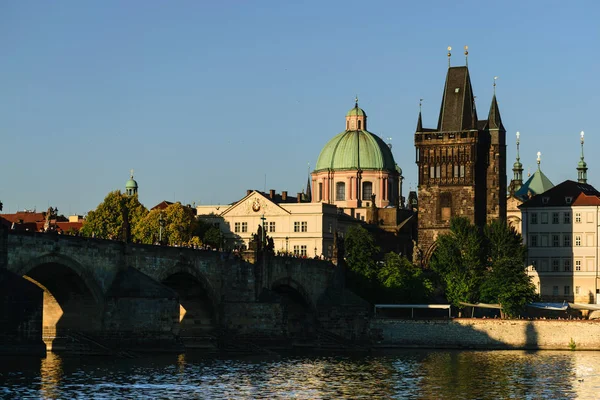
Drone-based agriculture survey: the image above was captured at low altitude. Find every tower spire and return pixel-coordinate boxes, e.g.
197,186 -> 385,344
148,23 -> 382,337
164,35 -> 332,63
416,99 -> 423,131
510,131 -> 524,194
537,151 -> 542,171
577,130 -> 588,184
447,46 -> 452,68
464,45 -> 468,66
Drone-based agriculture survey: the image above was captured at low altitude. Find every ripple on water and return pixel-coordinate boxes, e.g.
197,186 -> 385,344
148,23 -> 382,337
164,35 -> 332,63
2,350 -> 600,399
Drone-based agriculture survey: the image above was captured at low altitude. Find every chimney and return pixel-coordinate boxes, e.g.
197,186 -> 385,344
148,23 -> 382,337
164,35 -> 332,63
297,193 -> 302,203
269,189 -> 275,199
282,191 -> 287,201
247,189 -> 252,196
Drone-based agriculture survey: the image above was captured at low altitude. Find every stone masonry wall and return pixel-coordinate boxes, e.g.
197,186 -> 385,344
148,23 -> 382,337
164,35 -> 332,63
371,319 -> 600,350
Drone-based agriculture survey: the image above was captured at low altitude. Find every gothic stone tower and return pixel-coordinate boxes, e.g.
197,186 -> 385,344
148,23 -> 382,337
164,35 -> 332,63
414,65 -> 506,255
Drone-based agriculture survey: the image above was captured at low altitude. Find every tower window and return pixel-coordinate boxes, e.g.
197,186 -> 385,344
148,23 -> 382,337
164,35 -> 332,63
358,120 -> 362,129
336,182 -> 345,201
318,183 -> 323,201
440,192 -> 452,222
362,182 -> 373,200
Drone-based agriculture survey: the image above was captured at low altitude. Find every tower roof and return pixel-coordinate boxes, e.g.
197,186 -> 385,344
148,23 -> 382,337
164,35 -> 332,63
437,66 -> 478,131
486,94 -> 505,131
514,169 -> 554,200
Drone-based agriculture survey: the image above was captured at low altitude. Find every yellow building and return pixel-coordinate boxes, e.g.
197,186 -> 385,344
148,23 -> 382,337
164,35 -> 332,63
196,190 -> 358,258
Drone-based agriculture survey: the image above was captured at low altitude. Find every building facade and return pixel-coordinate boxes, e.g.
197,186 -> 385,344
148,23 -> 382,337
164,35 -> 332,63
414,63 -> 506,256
197,190 -> 359,258
521,180 -> 600,304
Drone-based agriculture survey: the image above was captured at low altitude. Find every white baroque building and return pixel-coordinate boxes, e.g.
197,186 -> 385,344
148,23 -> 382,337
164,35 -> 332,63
521,180 -> 600,303
196,190 -> 358,258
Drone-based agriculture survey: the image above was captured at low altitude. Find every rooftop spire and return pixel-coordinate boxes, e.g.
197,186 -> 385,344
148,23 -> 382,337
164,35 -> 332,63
577,130 -> 588,184
510,131 -> 524,194
416,98 -> 423,131
447,46 -> 452,68
537,151 -> 542,171
305,162 -> 312,201
355,95 -> 359,108
487,81 -> 504,131
464,45 -> 469,66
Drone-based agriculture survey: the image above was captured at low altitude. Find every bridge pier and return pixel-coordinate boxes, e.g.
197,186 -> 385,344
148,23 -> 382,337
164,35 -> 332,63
0,225 -> 46,356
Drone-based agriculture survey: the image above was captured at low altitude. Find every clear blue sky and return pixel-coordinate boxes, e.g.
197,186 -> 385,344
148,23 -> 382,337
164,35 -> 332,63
1,1 -> 599,215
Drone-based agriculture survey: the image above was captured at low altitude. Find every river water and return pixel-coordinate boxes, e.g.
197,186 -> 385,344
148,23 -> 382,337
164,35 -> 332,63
2,350 -> 599,399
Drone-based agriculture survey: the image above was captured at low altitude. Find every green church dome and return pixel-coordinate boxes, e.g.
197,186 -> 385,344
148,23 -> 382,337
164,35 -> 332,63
315,130 -> 396,171
346,107 -> 367,117
126,177 -> 138,189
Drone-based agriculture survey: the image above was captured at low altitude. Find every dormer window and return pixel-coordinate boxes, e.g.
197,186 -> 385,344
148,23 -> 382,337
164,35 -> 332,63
565,197 -> 573,205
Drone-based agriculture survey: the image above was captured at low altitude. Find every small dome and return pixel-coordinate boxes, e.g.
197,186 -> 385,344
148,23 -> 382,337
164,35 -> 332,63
396,164 -> 403,175
346,106 -> 366,117
126,177 -> 138,189
315,130 -> 396,171
513,160 -> 523,169
578,159 -> 587,168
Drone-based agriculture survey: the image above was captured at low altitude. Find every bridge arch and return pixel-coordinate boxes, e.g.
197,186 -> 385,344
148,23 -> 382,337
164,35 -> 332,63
14,253 -> 104,304
155,262 -> 220,347
14,253 -> 105,351
271,277 -> 316,340
270,277 -> 314,311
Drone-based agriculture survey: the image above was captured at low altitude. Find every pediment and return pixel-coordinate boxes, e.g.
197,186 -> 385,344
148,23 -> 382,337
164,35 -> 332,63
221,192 -> 291,217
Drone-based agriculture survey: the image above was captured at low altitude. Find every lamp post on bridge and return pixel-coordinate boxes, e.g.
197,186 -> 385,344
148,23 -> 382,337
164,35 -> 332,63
285,236 -> 289,254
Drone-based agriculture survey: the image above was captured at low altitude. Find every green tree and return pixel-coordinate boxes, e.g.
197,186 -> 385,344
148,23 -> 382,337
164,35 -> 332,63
343,225 -> 381,302
81,191 -> 148,240
429,217 -> 486,306
344,225 -> 380,278
479,220 -> 537,317
136,203 -> 198,245
203,226 -> 223,249
378,252 -> 433,303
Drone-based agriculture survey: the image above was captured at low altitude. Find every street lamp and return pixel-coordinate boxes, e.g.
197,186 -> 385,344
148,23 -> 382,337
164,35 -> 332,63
315,247 -> 317,257
285,236 -> 289,254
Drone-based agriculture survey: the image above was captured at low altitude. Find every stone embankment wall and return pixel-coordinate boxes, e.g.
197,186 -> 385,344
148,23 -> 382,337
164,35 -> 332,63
371,319 -> 600,350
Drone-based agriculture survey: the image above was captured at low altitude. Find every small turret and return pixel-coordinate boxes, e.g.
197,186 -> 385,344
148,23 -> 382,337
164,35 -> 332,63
510,131 -> 524,194
577,131 -> 588,184
125,169 -> 138,196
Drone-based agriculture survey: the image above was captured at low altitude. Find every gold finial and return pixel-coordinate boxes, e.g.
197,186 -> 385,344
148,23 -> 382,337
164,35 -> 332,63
581,130 -> 585,144
464,45 -> 469,66
355,95 -> 358,107
447,46 -> 452,67
537,151 -> 541,169
493,76 -> 498,95
130,168 -> 134,178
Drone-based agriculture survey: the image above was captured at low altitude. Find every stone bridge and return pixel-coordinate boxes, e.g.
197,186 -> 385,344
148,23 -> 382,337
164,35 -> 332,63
1,229 -> 368,355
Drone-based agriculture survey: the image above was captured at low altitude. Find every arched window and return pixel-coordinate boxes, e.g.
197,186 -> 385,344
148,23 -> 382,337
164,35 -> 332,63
336,182 -> 345,201
358,120 -> 362,129
346,121 -> 349,130
362,181 -> 373,200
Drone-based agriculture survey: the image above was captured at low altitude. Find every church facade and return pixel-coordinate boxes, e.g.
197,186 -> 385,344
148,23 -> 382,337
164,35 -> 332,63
414,63 -> 507,257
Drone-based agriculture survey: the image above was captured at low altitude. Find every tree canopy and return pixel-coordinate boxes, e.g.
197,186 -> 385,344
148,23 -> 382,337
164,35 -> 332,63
136,202 -> 198,245
431,217 -> 536,317
80,191 -> 148,240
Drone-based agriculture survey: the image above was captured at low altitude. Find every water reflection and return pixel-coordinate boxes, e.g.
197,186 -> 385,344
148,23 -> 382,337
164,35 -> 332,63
40,352 -> 63,399
1,350 -> 600,399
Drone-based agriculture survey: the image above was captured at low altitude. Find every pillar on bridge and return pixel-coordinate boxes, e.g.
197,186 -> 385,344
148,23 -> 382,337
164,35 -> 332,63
0,224 -> 46,356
